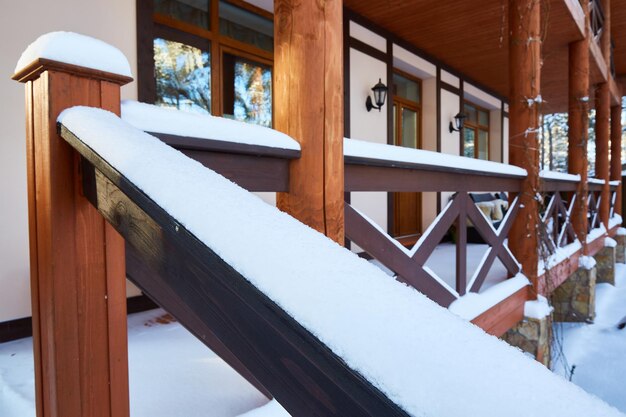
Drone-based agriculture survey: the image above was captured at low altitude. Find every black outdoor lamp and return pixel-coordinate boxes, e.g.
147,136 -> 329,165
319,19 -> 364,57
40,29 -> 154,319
449,112 -> 467,133
365,78 -> 388,112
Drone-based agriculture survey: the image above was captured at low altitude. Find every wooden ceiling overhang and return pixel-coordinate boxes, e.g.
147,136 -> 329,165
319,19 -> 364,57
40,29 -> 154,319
343,0 -> 623,113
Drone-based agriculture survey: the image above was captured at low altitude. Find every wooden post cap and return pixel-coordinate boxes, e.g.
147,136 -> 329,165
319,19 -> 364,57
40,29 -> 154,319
12,31 -> 133,85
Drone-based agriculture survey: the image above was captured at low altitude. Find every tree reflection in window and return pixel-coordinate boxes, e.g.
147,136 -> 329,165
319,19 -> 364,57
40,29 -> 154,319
231,59 -> 272,127
154,38 -> 211,114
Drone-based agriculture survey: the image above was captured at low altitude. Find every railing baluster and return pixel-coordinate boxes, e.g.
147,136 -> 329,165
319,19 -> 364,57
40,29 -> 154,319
456,193 -> 468,296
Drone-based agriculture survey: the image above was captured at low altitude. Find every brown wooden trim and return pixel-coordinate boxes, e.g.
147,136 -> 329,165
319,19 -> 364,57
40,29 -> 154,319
60,123 -> 409,416
537,251 -> 581,295
224,0 -> 273,20
345,164 -> 522,192
0,316 -> 32,343
343,10 -> 351,138
440,81 -> 460,95
348,37 -> 387,62
436,67 -> 442,214
540,179 -> 579,192
152,132 -> 300,158
137,0 -> 156,103
12,58 -> 133,85
587,230 -> 607,256
471,286 -> 528,337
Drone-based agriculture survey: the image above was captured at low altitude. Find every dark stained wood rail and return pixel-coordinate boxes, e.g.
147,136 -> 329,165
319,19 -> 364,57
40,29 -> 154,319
59,123 -> 409,417
151,132 -> 300,192
539,179 -> 578,255
343,158 -> 524,306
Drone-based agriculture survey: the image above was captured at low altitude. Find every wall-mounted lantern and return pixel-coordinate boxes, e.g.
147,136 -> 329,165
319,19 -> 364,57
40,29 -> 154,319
365,78 -> 388,112
449,112 -> 467,133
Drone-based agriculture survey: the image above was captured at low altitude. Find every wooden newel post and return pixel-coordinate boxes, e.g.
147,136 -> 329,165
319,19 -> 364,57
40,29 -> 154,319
610,105 -> 622,218
13,58 -> 132,417
508,0 -> 542,288
568,1 -> 590,246
274,0 -> 344,244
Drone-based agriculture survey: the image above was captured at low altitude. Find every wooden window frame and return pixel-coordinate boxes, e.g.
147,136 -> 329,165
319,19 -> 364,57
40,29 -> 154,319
138,0 -> 274,120
462,100 -> 490,160
391,69 -> 423,241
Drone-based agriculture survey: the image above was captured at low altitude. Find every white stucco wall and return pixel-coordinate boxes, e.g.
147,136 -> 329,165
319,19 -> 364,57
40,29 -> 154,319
0,0 -> 138,322
348,47 -> 388,245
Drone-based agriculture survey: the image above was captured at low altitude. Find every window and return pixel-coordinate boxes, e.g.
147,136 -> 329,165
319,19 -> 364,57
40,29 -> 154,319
139,0 -> 274,126
463,102 -> 489,160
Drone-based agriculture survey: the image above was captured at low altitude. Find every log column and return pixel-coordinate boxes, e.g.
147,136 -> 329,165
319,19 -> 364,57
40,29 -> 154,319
13,60 -> 131,417
568,1 -> 590,246
595,0 -> 611,228
610,104 -> 622,217
508,0 -> 542,287
274,0 -> 344,244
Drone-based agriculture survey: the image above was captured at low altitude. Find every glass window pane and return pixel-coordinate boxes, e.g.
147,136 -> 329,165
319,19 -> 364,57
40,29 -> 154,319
464,103 -> 477,123
223,53 -> 272,127
478,110 -> 489,126
219,1 -> 273,52
464,128 -> 475,158
154,38 -> 211,114
154,0 -> 210,29
401,108 -> 418,149
478,129 -> 489,160
393,73 -> 420,103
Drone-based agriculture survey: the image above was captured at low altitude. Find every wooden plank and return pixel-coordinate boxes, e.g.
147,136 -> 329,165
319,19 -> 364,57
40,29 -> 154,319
60,125 -> 409,417
345,164 -> 522,192
610,105 -> 622,217
471,286 -> 528,337
537,252 -> 581,295
275,0 -> 344,244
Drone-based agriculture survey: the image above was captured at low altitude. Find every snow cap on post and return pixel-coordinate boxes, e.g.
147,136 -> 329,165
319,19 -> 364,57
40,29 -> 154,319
13,31 -> 133,83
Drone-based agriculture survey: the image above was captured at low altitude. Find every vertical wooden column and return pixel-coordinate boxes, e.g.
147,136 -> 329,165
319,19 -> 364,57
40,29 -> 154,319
508,0 -> 542,287
13,61 -> 132,417
610,104 -> 622,217
274,0 -> 344,244
568,1 -> 590,246
595,0 -> 611,228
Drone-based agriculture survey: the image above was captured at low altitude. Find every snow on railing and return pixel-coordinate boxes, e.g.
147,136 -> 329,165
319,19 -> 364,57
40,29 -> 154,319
58,106 -> 624,417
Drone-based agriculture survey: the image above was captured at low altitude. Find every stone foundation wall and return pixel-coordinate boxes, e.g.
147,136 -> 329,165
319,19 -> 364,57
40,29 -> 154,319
595,246 -> 615,284
552,266 -> 596,323
615,234 -> 626,264
502,316 -> 552,368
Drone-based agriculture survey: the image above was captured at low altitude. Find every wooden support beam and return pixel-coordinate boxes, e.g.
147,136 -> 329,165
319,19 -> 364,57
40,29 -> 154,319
274,0 -> 344,244
568,0 -> 590,248
13,61 -> 131,417
596,83 -> 611,228
508,0 -> 542,289
611,104 -> 622,217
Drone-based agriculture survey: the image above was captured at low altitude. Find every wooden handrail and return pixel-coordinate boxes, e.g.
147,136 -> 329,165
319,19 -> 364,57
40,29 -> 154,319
59,123 -> 409,417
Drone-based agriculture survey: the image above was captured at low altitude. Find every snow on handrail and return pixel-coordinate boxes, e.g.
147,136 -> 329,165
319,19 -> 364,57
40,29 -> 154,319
589,177 -> 607,185
539,170 -> 581,182
122,100 -> 300,152
344,137 -> 527,178
58,106 -> 622,417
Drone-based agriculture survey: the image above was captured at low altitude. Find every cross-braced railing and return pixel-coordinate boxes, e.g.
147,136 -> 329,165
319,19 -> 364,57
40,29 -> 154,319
344,152 -> 524,307
538,178 -> 578,255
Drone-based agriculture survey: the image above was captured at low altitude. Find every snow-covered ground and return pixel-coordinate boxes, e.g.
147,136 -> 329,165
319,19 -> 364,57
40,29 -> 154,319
553,263 -> 626,413
0,309 -> 270,417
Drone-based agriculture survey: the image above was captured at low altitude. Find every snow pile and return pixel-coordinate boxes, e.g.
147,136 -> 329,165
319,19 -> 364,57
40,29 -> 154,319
538,240 -> 582,274
609,180 -> 620,186
605,237 -> 618,248
579,256 -> 597,270
617,227 -> 626,236
587,224 -> 607,243
14,32 -> 132,77
237,400 -> 290,417
57,107 -> 624,417
539,170 -> 581,182
344,137 -> 527,177
609,214 -> 623,229
121,100 -> 300,151
554,264 -> 626,413
589,178 -> 606,185
524,295 -> 553,319
448,274 -> 529,320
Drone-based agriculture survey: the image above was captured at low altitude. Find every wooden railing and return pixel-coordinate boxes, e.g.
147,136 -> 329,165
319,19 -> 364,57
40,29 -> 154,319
587,179 -> 620,231
539,175 -> 578,255
59,123 -> 408,417
589,0 -> 605,43
344,155 -> 524,307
